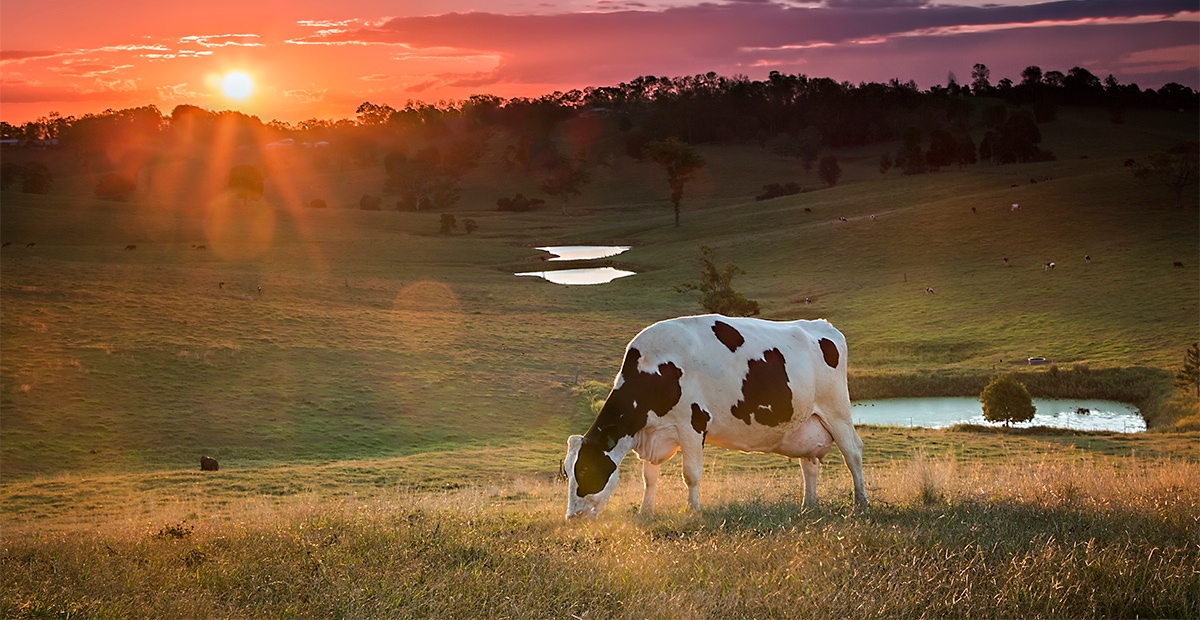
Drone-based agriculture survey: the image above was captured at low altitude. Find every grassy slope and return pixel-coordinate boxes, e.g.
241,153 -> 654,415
1,106 -> 1198,618
2,107 -> 1196,478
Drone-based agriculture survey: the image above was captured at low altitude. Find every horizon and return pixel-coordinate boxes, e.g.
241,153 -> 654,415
1,0 -> 1197,125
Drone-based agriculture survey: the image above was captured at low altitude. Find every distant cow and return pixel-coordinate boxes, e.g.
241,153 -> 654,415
1045,262 -> 1056,271
125,244 -> 137,250
1175,261 -> 1185,268
1,242 -> 10,247
200,456 -> 219,471
26,242 -> 36,247
563,315 -> 868,519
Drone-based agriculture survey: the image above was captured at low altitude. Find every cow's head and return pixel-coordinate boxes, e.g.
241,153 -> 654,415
564,434 -> 620,519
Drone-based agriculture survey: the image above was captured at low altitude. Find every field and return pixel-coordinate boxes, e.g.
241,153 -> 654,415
2,106 -> 1198,617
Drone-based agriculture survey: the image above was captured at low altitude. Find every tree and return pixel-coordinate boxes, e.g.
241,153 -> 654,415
645,137 -> 705,227
541,161 -> 591,215
1176,342 -> 1199,396
676,246 -> 760,316
817,155 -> 842,187
878,152 -> 893,175
462,218 -> 478,234
980,374 -> 1036,427
439,213 -> 457,235
1133,142 -> 1199,208
94,172 -> 136,201
971,63 -> 991,95
19,162 -> 53,194
228,164 -> 263,204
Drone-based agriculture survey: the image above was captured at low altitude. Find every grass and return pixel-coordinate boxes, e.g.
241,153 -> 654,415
3,436 -> 1198,618
1,105 -> 1197,617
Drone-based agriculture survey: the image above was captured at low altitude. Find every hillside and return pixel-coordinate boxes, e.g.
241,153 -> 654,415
1,106 -> 1197,481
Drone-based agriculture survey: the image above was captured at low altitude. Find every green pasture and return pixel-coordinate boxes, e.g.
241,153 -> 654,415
1,106 -> 1197,480
1,105 -> 1199,619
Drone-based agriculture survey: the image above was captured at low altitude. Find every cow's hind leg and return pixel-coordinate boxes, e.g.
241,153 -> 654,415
640,460 -> 661,515
817,412 -> 869,511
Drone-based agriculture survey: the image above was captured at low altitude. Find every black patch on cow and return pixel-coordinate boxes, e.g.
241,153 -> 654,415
731,348 -> 794,427
576,347 -> 683,495
690,403 -> 710,437
711,320 -> 744,353
574,437 -> 618,497
818,337 -> 840,369
573,436 -> 619,496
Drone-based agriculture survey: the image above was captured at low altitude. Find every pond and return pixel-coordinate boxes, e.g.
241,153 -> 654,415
536,245 -> 631,261
515,267 -> 637,285
851,397 -> 1145,432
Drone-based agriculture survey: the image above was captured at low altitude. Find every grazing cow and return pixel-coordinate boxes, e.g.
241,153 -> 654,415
1084,255 -> 1091,264
200,456 -> 219,471
26,242 -> 36,247
924,287 -> 936,294
219,282 -> 225,289
1011,203 -> 1020,211
563,315 -> 868,519
1,242 -> 10,247
1175,261 -> 1185,268
1003,257 -> 1010,267
125,244 -> 137,250
838,216 -> 848,222
804,208 -> 812,213
1044,262 -> 1056,271
195,245 -> 207,250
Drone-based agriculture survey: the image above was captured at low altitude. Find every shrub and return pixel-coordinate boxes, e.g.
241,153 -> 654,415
980,374 -> 1036,427
359,194 -> 382,210
309,198 -> 327,209
496,193 -> 545,212
439,213 -> 457,235
676,245 -> 760,316
755,182 -> 801,201
462,218 -> 478,234
94,172 -> 136,201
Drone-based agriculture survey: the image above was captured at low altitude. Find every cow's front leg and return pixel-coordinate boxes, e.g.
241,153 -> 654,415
681,443 -> 704,512
800,457 -> 820,508
640,460 -> 661,515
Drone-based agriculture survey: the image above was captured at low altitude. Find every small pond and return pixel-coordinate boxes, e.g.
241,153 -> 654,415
537,245 -> 631,261
515,267 -> 637,286
851,397 -> 1145,432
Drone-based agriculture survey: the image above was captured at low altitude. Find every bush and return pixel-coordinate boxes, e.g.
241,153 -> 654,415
359,194 -> 382,210
676,246 -> 760,316
94,172 -> 136,201
462,218 -> 478,234
439,213 -> 457,235
19,162 -> 53,194
495,193 -> 545,212
980,374 -> 1036,427
755,182 -> 801,201
309,198 -> 327,209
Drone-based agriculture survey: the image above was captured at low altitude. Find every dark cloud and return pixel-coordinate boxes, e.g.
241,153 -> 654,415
286,0 -> 1197,90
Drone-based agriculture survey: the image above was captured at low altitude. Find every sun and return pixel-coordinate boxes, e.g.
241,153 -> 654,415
220,71 -> 254,100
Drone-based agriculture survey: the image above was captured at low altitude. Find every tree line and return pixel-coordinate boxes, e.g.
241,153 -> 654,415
1,64 -> 1195,218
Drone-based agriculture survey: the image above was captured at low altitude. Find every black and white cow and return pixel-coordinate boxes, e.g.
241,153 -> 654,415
564,314 -> 868,519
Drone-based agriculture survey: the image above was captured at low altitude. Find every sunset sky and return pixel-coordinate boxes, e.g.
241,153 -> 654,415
1,0 -> 1196,125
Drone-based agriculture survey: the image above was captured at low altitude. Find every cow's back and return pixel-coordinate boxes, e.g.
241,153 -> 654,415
623,315 -> 849,454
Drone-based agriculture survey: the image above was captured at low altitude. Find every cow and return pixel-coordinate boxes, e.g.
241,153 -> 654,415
563,315 -> 868,519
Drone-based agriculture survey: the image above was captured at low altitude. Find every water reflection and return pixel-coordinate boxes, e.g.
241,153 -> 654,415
851,397 -> 1145,432
515,267 -> 636,285
537,246 -> 631,261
